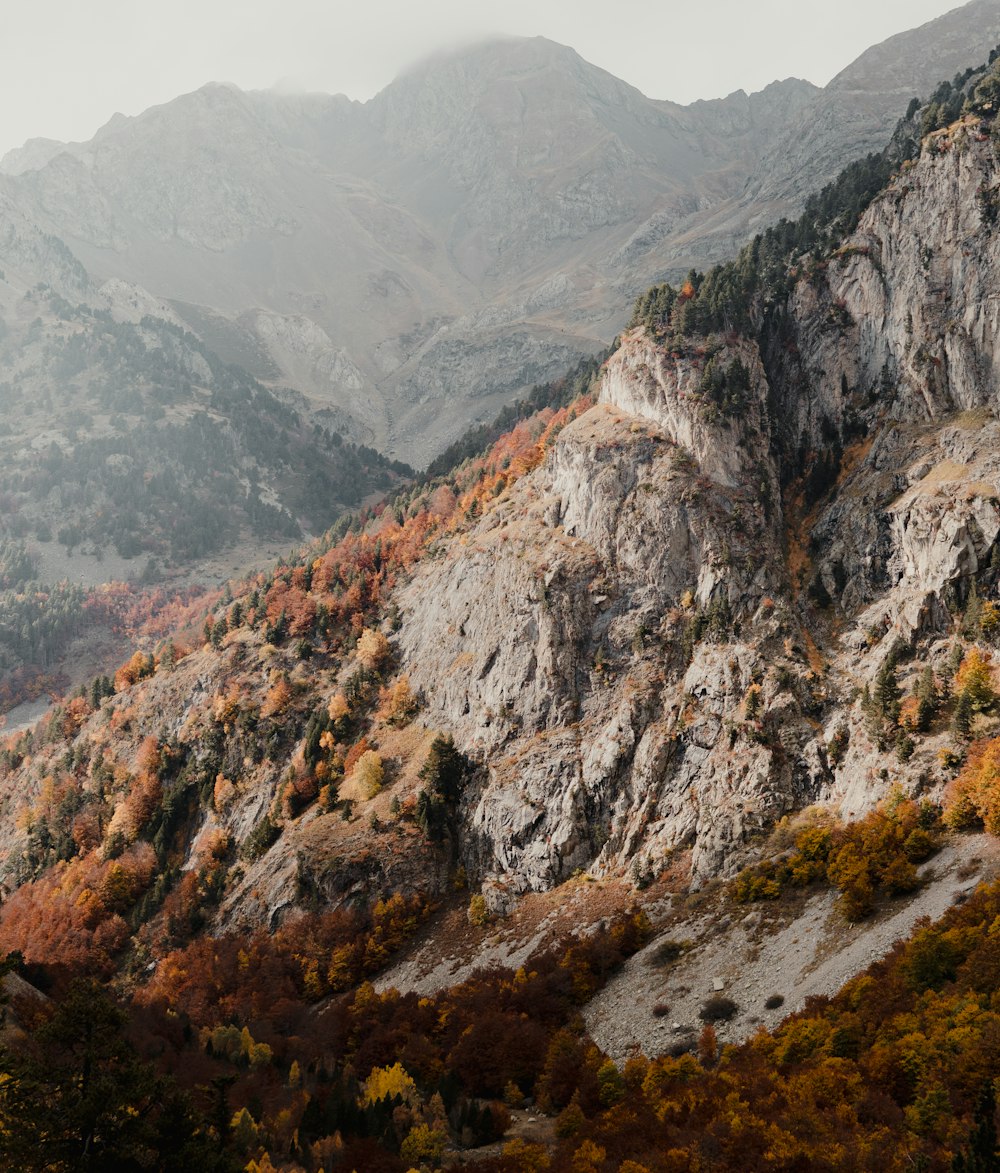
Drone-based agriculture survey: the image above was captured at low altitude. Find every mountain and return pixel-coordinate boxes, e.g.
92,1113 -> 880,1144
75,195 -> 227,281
0,179 -> 409,718
667,0 -> 1000,269
8,5 -> 1000,467
6,42 -> 1000,1172
0,171 -> 408,564
2,50 -> 1000,947
0,42 -> 817,465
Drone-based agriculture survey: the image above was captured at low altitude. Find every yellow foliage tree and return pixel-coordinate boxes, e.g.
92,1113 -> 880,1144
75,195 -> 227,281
354,750 -> 385,798
945,736 -> 1000,834
955,647 -> 996,711
571,1139 -> 608,1173
378,676 -> 419,726
399,1123 -> 447,1166
467,893 -> 489,927
245,1157 -> 278,1173
261,675 -> 293,718
502,1138 -> 551,1171
213,774 -> 236,810
326,944 -> 354,991
229,1106 -> 259,1151
357,627 -> 391,672
360,1062 -> 418,1107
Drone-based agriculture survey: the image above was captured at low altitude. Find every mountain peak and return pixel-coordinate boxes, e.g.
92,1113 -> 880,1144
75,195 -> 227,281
829,0 -> 1000,93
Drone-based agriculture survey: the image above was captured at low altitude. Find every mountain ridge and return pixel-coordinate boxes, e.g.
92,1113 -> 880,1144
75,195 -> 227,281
7,11 -> 996,465
6,38 -> 1000,1170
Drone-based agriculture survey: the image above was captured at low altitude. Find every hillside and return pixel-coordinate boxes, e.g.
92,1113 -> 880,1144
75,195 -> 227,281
0,194 -> 409,718
6,5 -> 1000,465
8,24 -> 1000,1173
9,34 -> 1000,987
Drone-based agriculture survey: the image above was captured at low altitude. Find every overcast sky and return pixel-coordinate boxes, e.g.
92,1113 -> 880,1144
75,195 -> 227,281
0,0 -> 971,155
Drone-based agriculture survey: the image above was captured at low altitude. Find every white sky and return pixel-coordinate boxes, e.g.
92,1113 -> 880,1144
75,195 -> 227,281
0,0 -> 971,155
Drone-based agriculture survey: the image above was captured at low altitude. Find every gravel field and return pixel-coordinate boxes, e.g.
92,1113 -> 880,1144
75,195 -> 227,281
585,833 -> 1000,1060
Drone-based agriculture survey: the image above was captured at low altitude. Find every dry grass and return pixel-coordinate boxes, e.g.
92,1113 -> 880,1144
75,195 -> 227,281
917,458 -> 970,487
952,407 -> 994,430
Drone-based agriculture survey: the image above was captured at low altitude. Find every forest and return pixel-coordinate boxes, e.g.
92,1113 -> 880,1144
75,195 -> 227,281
0,296 -> 410,565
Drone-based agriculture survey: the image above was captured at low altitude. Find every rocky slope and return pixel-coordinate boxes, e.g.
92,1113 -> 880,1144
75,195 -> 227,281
5,5 -> 999,465
394,105 -> 1000,904
6,57 -> 1000,950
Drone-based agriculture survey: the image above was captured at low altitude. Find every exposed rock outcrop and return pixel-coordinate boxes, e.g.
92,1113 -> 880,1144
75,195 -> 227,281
396,122 -> 1000,898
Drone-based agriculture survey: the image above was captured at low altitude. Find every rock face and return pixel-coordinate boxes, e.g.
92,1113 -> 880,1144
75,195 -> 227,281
396,118 -> 1000,898
4,7 -> 999,465
5,114 -> 1000,930
399,336 -> 800,893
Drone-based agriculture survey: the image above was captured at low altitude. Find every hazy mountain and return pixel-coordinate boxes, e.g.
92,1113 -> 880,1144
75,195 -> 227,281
0,42 -> 817,465
4,7 -> 1000,468
0,173 -> 407,599
664,0 -> 1000,271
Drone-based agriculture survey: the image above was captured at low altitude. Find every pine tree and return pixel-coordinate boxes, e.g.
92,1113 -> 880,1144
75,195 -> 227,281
963,582 -> 984,639
954,690 -> 974,738
916,666 -> 939,732
874,661 -> 901,724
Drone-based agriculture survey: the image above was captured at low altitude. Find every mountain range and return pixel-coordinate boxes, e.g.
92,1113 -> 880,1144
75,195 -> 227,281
4,2 -> 1000,467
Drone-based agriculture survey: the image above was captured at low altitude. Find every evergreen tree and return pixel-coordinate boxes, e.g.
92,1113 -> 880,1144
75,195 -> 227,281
874,661 -> 901,725
916,666 -> 939,733
0,978 -> 232,1171
954,690 -> 974,738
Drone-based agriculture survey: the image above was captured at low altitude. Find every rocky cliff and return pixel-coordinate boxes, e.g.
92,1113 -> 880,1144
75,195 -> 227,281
6,56 -> 1000,940
395,109 -> 1000,902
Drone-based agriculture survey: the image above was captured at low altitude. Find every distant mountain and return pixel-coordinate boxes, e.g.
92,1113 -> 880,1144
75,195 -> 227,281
0,173 -> 407,586
667,0 -> 1000,270
4,6 -> 1000,472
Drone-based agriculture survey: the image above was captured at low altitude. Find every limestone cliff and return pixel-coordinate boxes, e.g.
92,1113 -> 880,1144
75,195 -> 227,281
395,116 -> 1000,901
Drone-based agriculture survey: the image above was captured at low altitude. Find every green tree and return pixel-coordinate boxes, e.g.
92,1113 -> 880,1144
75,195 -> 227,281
954,690 -> 974,738
915,666 -> 939,733
0,978 -> 230,1171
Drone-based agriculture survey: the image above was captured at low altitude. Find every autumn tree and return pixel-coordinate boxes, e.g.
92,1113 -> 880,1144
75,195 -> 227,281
356,627 -> 391,672
354,750 -> 384,799
377,675 -> 419,726
956,648 -> 996,711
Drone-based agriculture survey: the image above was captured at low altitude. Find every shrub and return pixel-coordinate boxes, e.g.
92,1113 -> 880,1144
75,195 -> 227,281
646,939 -> 691,967
699,996 -> 738,1022
732,869 -> 781,903
764,993 -> 785,1010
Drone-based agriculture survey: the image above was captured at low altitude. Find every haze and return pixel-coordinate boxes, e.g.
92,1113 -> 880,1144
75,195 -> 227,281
0,0 -> 973,156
